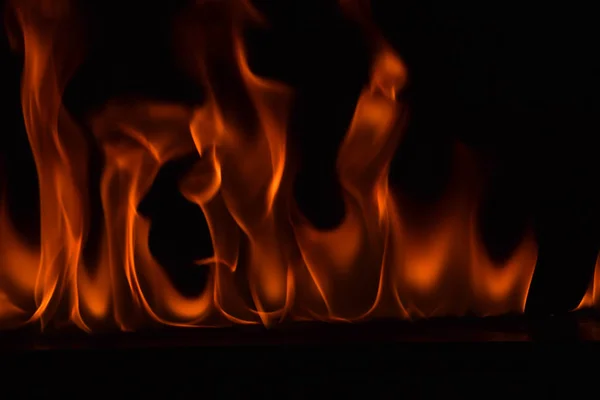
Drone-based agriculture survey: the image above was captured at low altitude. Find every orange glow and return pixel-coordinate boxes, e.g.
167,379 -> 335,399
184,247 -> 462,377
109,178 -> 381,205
0,192 -> 39,327
577,256 -> 600,310
0,0 -> 554,332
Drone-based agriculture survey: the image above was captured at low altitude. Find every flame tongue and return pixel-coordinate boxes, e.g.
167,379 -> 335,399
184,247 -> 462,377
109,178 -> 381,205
173,0 -> 295,325
292,46 -> 408,320
89,101 -> 206,329
6,0 -> 90,328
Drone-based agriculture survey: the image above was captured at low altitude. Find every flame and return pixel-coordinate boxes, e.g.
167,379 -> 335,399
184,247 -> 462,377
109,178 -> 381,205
577,255 -> 600,309
5,0 -> 91,329
89,101 -> 214,329
292,46 -> 408,320
0,0 -> 546,331
0,192 -> 39,326
174,0 -> 295,326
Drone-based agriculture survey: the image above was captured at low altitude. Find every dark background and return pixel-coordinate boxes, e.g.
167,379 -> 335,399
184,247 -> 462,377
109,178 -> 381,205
0,0 -> 598,318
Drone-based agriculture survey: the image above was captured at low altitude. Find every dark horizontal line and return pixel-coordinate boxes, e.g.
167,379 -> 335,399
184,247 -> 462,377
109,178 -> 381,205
1,310 -> 599,396
1,308 -> 599,352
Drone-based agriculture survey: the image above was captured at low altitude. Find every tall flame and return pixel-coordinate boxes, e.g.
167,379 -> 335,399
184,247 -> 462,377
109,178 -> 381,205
6,0 -> 90,328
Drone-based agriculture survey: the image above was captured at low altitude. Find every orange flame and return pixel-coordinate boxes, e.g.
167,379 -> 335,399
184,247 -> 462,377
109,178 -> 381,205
0,0 -> 545,331
0,191 -> 39,327
577,255 -> 600,310
6,0 -> 90,329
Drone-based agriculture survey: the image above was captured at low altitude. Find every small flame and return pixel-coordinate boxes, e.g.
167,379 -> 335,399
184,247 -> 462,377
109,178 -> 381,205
577,255 -> 600,309
0,192 -> 39,326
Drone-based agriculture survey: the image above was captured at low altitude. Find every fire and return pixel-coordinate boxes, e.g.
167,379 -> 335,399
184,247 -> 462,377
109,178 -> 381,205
577,256 -> 600,309
1,0 -> 582,332
0,193 -> 39,326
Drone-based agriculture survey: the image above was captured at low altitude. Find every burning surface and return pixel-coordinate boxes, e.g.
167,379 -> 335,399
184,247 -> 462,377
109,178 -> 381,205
0,0 -> 593,332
